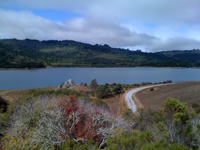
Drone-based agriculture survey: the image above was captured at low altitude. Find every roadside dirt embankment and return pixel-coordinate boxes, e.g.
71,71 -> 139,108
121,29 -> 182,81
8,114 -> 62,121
125,84 -> 171,113
135,81 -> 200,112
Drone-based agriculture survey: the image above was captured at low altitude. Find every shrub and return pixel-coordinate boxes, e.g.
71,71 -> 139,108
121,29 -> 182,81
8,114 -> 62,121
2,95 -> 131,149
96,85 -> 112,99
0,96 -> 8,113
122,109 -> 134,120
149,87 -> 154,91
105,131 -> 138,150
163,97 -> 189,124
139,141 -> 168,150
90,91 -> 95,97
0,111 -> 10,135
192,103 -> 199,108
57,139 -> 99,150
24,89 -> 55,98
112,84 -> 123,95
109,83 -> 116,88
169,143 -> 189,150
192,103 -> 200,114
23,89 -> 88,100
151,97 -> 200,149
90,79 -> 98,92
91,98 -> 109,108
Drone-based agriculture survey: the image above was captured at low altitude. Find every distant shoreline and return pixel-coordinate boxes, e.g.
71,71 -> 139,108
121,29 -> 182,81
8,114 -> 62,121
1,66 -> 200,70
0,66 -> 53,70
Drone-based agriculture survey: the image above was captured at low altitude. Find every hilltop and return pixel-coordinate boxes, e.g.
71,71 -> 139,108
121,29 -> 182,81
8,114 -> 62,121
0,38 -> 200,68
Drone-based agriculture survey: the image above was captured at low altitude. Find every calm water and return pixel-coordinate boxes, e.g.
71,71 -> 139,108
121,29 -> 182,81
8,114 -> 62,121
0,67 -> 200,90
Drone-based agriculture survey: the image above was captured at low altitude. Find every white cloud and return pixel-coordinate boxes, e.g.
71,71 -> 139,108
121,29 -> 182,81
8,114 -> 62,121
0,9 -> 157,48
149,38 -> 200,51
0,0 -> 200,51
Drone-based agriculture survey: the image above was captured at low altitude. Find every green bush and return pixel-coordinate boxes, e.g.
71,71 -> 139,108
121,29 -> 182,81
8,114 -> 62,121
91,98 -> 109,108
90,79 -> 98,92
105,131 -> 138,150
24,89 -> 55,98
168,143 -> 189,150
0,112 -> 10,134
112,84 -> 123,95
96,85 -> 112,99
163,97 -> 189,124
149,87 -> 154,91
192,103 -> 199,108
122,108 -> 134,120
192,103 -> 200,114
140,141 -> 167,150
57,139 -> 99,150
23,88 -> 88,100
106,130 -> 172,150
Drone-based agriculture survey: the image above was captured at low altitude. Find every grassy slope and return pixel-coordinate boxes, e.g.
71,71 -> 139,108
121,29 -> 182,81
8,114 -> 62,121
135,81 -> 200,112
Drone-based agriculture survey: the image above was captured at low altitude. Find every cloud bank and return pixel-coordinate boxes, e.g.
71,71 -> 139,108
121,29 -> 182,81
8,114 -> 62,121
0,0 -> 200,51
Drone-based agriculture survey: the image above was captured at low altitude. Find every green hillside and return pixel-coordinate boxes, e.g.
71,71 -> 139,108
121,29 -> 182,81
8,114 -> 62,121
0,39 -> 200,68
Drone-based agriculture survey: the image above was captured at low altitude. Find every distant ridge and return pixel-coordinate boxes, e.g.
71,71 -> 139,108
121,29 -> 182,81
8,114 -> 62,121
0,38 -> 200,68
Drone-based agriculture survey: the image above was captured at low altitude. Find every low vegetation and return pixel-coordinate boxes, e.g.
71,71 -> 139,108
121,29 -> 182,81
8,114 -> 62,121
0,96 -> 8,113
1,95 -> 130,149
192,102 -> 200,114
122,97 -> 200,150
96,83 -> 123,99
1,80 -> 200,149
1,95 -> 200,149
20,88 -> 109,109
135,81 -> 200,111
149,87 -> 154,91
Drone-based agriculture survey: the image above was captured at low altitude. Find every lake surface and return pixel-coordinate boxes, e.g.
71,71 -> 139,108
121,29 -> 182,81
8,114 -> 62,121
1,67 -> 200,90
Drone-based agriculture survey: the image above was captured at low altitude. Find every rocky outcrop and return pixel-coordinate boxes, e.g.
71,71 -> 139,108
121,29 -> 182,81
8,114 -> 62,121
56,79 -> 75,90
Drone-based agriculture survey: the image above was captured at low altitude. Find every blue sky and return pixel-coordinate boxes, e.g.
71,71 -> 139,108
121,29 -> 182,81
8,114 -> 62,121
0,0 -> 200,52
33,10 -> 83,22
2,8 -> 83,22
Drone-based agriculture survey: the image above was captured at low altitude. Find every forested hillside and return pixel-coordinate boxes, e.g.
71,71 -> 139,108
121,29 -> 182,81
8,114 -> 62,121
0,39 -> 200,68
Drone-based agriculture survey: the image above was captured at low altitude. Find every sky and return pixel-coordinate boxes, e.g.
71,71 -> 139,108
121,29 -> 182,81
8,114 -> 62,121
0,0 -> 200,52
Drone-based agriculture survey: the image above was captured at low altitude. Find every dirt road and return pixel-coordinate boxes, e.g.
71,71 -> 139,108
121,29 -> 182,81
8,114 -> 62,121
126,84 -> 171,112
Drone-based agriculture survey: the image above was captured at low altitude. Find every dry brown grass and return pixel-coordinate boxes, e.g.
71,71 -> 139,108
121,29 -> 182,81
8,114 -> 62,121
4,81 -> 200,115
135,81 -> 200,112
102,94 -> 128,115
72,84 -> 92,92
0,86 -> 56,103
0,85 -> 92,103
102,88 -> 139,115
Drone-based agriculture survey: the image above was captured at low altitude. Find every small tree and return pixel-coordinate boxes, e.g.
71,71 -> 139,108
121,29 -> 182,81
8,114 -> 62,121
112,84 -> 123,95
96,85 -> 112,99
151,97 -> 200,149
90,79 -> 98,92
162,97 -> 188,124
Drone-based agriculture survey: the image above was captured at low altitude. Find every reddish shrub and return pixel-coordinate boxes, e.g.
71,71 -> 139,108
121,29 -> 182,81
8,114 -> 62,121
57,95 -> 106,144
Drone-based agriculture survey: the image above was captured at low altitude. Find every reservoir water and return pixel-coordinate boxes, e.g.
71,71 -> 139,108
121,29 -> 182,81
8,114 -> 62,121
1,67 -> 200,90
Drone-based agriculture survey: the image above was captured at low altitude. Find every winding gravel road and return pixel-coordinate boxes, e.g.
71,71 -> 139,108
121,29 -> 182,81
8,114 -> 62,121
126,84 -> 171,113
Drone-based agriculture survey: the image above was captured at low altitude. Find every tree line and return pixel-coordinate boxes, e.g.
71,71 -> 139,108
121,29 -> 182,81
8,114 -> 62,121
1,39 -> 200,68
